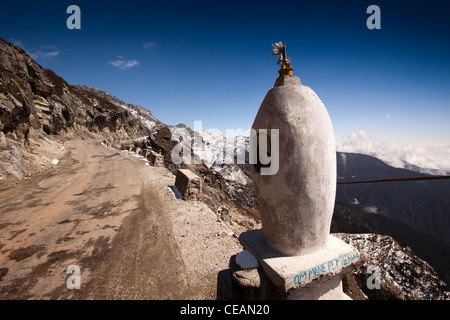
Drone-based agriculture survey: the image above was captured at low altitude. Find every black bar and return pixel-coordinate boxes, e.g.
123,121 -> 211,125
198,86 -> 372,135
337,175 -> 450,185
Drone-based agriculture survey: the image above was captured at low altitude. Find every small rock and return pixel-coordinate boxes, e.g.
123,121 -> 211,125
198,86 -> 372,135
216,205 -> 231,222
232,269 -> 261,288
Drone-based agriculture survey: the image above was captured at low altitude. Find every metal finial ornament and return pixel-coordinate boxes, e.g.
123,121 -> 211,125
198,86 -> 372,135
270,42 -> 294,76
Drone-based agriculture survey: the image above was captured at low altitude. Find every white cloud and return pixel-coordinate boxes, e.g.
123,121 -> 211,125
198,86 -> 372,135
143,41 -> 157,49
385,113 -> 391,120
336,130 -> 450,175
9,40 -> 59,60
29,47 -> 60,60
364,205 -> 378,214
108,58 -> 140,70
10,38 -> 26,49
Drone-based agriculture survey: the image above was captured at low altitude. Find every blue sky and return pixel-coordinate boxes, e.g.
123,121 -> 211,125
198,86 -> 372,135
1,0 -> 449,145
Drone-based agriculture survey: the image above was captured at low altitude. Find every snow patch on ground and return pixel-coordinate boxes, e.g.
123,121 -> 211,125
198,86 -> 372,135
166,185 -> 184,200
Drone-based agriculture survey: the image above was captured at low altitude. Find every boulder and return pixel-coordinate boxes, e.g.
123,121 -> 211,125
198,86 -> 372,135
149,150 -> 164,167
175,169 -> 202,200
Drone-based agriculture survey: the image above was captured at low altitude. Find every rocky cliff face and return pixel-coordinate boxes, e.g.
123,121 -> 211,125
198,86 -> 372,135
0,37 -> 145,182
74,84 -> 162,134
336,233 -> 450,300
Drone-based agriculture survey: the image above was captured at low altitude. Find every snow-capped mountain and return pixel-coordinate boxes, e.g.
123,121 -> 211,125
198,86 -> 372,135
78,87 -> 252,185
188,130 -> 250,185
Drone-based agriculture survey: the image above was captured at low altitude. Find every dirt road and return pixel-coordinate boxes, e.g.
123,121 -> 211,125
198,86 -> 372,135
0,141 -> 242,299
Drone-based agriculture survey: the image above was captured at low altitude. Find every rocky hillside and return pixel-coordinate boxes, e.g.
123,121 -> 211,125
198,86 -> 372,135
79,85 -> 255,219
336,233 -> 449,300
73,85 -> 162,133
80,85 -> 252,186
0,37 -> 146,182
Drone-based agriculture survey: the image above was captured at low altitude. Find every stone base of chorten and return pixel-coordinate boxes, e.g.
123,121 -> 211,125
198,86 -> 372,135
217,229 -> 360,300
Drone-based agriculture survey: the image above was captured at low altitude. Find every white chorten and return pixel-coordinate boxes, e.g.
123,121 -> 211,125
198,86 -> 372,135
251,42 -> 337,256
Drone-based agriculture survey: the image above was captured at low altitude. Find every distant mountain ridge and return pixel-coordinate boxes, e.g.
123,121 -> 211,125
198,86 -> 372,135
336,152 -> 450,246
